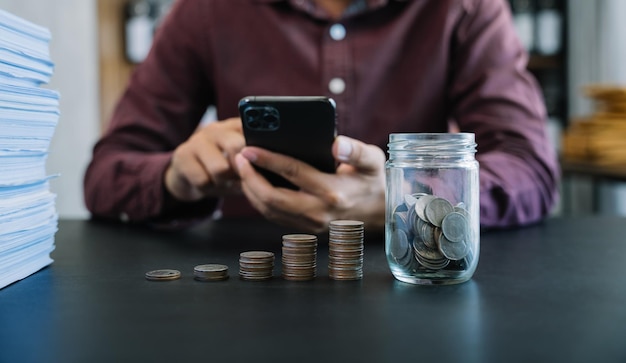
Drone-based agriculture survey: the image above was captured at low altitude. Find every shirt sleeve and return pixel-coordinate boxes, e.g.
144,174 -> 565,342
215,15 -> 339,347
449,0 -> 560,228
83,0 -> 219,226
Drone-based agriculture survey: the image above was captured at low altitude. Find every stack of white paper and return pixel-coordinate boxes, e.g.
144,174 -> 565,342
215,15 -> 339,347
0,9 -> 59,289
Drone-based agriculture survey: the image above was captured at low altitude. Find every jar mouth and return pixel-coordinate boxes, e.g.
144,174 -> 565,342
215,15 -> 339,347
388,133 -> 476,154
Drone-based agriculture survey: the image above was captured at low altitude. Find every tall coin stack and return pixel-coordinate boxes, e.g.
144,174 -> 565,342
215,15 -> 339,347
239,251 -> 274,281
281,234 -> 317,281
328,220 -> 364,280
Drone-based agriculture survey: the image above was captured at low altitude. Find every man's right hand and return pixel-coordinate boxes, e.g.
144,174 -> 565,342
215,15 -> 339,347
164,117 -> 245,202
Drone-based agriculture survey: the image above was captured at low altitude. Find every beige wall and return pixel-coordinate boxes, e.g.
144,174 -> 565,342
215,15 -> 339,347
2,0 -> 99,218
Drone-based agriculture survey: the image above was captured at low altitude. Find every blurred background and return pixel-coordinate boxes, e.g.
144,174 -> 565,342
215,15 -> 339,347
1,0 -> 625,220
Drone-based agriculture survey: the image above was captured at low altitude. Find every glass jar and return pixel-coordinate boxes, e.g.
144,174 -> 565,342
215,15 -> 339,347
385,133 -> 479,285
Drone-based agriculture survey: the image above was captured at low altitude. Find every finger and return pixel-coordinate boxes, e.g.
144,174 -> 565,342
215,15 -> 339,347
234,152 -> 276,192
238,147 -> 330,193
215,117 -> 245,153
194,120 -> 244,185
193,141 -> 234,185
171,143 -> 212,188
235,153 -> 327,231
333,135 -> 386,174
165,156 -> 210,201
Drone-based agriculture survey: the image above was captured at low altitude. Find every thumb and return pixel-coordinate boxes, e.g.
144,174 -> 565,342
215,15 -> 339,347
333,135 -> 385,174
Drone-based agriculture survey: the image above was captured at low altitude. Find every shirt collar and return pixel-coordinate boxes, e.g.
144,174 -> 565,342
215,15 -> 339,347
251,0 -> 409,16
251,0 -> 408,4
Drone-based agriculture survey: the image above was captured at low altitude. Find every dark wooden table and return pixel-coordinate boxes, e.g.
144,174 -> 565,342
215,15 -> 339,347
1,217 -> 625,363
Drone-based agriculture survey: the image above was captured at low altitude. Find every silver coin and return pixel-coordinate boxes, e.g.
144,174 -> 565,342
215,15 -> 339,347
433,227 -> 443,246
329,220 -> 365,229
194,264 -> 228,273
406,202 -> 419,236
414,252 -> 450,270
240,251 -> 275,260
414,195 -> 436,222
411,215 -> 424,239
424,197 -> 454,227
403,194 -> 419,208
441,212 -> 468,243
282,234 -> 318,241
393,210 -> 409,231
420,221 -> 437,249
412,235 -> 445,261
415,254 -> 450,270
390,229 -> 411,262
438,235 -> 469,260
453,205 -> 472,222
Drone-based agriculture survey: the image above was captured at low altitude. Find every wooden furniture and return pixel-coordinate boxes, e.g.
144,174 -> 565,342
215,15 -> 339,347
97,0 -> 135,131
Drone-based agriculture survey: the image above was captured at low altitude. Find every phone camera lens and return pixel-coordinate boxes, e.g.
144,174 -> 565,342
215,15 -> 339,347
263,115 -> 279,130
262,107 -> 280,130
245,108 -> 260,119
243,105 -> 280,131
248,119 -> 261,129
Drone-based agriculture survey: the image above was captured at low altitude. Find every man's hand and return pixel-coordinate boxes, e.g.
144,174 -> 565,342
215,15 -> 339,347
165,118 -> 245,202
234,135 -> 386,233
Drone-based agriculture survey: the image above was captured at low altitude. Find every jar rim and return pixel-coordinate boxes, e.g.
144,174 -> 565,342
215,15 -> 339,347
388,133 -> 476,154
389,133 -> 475,142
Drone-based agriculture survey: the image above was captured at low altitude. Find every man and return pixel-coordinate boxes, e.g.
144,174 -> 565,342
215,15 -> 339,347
84,0 -> 560,232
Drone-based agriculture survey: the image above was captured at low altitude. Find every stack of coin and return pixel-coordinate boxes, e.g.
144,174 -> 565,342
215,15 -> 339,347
281,234 -> 317,281
390,193 -> 473,271
193,264 -> 229,282
239,251 -> 275,281
144,269 -> 181,281
328,220 -> 364,280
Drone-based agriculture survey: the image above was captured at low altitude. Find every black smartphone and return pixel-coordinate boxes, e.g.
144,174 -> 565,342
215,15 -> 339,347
238,96 -> 337,189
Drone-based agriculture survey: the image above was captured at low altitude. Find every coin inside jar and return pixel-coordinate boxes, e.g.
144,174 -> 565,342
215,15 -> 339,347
438,236 -> 469,261
441,212 -> 468,243
424,197 -> 454,227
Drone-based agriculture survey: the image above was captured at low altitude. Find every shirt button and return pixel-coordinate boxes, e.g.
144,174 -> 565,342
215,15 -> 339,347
328,78 -> 346,94
329,24 -> 346,41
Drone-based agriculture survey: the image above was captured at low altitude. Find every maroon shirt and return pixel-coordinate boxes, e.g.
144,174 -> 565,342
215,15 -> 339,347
84,0 -> 560,228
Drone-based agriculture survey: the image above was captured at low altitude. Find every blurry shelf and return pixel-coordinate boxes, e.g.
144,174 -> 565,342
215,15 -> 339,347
561,159 -> 626,181
527,55 -> 563,70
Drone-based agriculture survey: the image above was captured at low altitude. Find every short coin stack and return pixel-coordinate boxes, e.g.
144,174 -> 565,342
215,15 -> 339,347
193,264 -> 229,282
328,220 -> 364,280
145,269 -> 181,281
281,234 -> 317,281
239,251 -> 275,281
